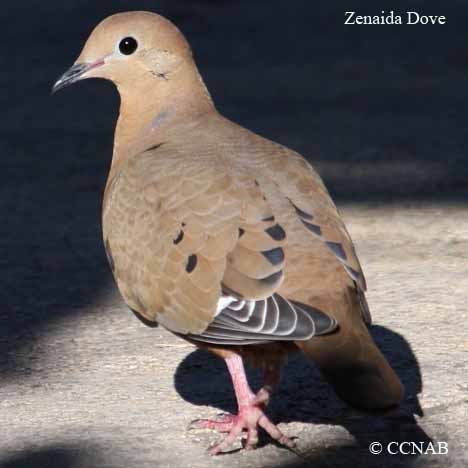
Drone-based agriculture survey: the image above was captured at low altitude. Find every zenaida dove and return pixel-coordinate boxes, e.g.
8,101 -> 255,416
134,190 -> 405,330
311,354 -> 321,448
53,11 -> 404,454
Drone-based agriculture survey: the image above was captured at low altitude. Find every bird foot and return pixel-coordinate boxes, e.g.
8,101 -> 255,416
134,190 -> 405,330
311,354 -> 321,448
188,354 -> 293,454
202,403 -> 295,455
188,413 -> 237,433
188,385 -> 273,434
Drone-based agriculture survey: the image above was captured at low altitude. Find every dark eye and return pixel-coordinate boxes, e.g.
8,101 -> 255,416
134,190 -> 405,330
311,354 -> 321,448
119,37 -> 138,55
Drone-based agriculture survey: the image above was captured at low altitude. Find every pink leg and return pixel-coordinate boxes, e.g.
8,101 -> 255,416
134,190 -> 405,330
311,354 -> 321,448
189,357 -> 280,433
188,413 -> 236,433
195,354 -> 295,455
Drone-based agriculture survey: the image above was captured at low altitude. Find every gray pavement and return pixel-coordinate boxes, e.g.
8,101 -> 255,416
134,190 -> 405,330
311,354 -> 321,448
1,205 -> 467,467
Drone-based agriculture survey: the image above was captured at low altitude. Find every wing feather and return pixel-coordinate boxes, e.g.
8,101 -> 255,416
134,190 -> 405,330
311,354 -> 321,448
103,141 -> 354,340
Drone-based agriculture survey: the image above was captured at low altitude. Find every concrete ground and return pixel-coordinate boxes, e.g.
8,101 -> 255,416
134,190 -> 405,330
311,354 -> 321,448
1,1 -> 467,467
1,204 -> 467,468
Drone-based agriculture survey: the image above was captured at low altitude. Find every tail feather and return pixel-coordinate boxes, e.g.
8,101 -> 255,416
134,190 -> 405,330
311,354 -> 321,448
295,287 -> 404,412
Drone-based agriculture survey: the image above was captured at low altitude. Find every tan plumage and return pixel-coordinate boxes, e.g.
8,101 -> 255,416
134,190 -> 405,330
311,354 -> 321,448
54,11 -> 403,454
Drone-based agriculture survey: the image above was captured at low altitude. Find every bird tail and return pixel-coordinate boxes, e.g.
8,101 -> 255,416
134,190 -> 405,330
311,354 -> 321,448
295,288 -> 404,413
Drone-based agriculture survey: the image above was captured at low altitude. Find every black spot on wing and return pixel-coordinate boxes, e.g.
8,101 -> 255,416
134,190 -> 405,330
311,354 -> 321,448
345,264 -> 362,283
143,142 -> 164,152
301,220 -> 322,236
131,308 -> 159,328
173,230 -> 184,244
259,270 -> 283,285
293,204 -> 314,220
186,254 -> 197,273
265,224 -> 286,241
261,247 -> 285,266
326,241 -> 348,261
238,228 -> 245,238
262,215 -> 275,222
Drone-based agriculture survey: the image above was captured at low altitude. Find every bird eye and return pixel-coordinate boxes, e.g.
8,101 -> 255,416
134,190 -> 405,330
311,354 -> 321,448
119,37 -> 138,55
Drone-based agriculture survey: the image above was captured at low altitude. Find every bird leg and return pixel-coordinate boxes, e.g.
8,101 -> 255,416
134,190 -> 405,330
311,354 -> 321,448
190,353 -> 294,454
254,359 -> 283,407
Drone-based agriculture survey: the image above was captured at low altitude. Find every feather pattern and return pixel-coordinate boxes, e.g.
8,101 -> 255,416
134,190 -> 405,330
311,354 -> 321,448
288,199 -> 367,290
186,292 -> 337,345
102,114 -> 371,339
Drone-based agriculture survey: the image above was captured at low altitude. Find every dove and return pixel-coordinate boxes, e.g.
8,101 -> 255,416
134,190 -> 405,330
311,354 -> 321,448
53,11 -> 404,454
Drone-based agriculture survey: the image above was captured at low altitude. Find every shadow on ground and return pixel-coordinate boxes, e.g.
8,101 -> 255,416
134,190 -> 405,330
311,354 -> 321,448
0,443 -> 109,468
175,324 -> 431,464
271,444 -> 429,468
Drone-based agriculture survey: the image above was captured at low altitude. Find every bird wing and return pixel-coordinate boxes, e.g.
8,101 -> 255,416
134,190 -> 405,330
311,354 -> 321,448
255,143 -> 367,292
103,143 -> 337,341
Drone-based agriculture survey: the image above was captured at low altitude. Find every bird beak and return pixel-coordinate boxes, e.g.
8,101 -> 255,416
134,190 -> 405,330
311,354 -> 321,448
51,59 -> 104,94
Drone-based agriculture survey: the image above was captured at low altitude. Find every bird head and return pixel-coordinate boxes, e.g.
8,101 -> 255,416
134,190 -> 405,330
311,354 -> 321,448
52,11 -> 192,94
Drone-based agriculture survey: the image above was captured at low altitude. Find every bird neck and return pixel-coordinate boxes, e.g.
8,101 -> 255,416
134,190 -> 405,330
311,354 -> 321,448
109,61 -> 215,181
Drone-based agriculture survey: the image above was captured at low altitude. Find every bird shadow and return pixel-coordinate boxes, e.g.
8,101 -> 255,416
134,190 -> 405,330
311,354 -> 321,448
174,325 -> 431,465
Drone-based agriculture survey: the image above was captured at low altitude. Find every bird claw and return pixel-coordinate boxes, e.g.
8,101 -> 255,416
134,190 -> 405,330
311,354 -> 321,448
187,413 -> 237,432
207,404 -> 295,455
187,419 -> 202,431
